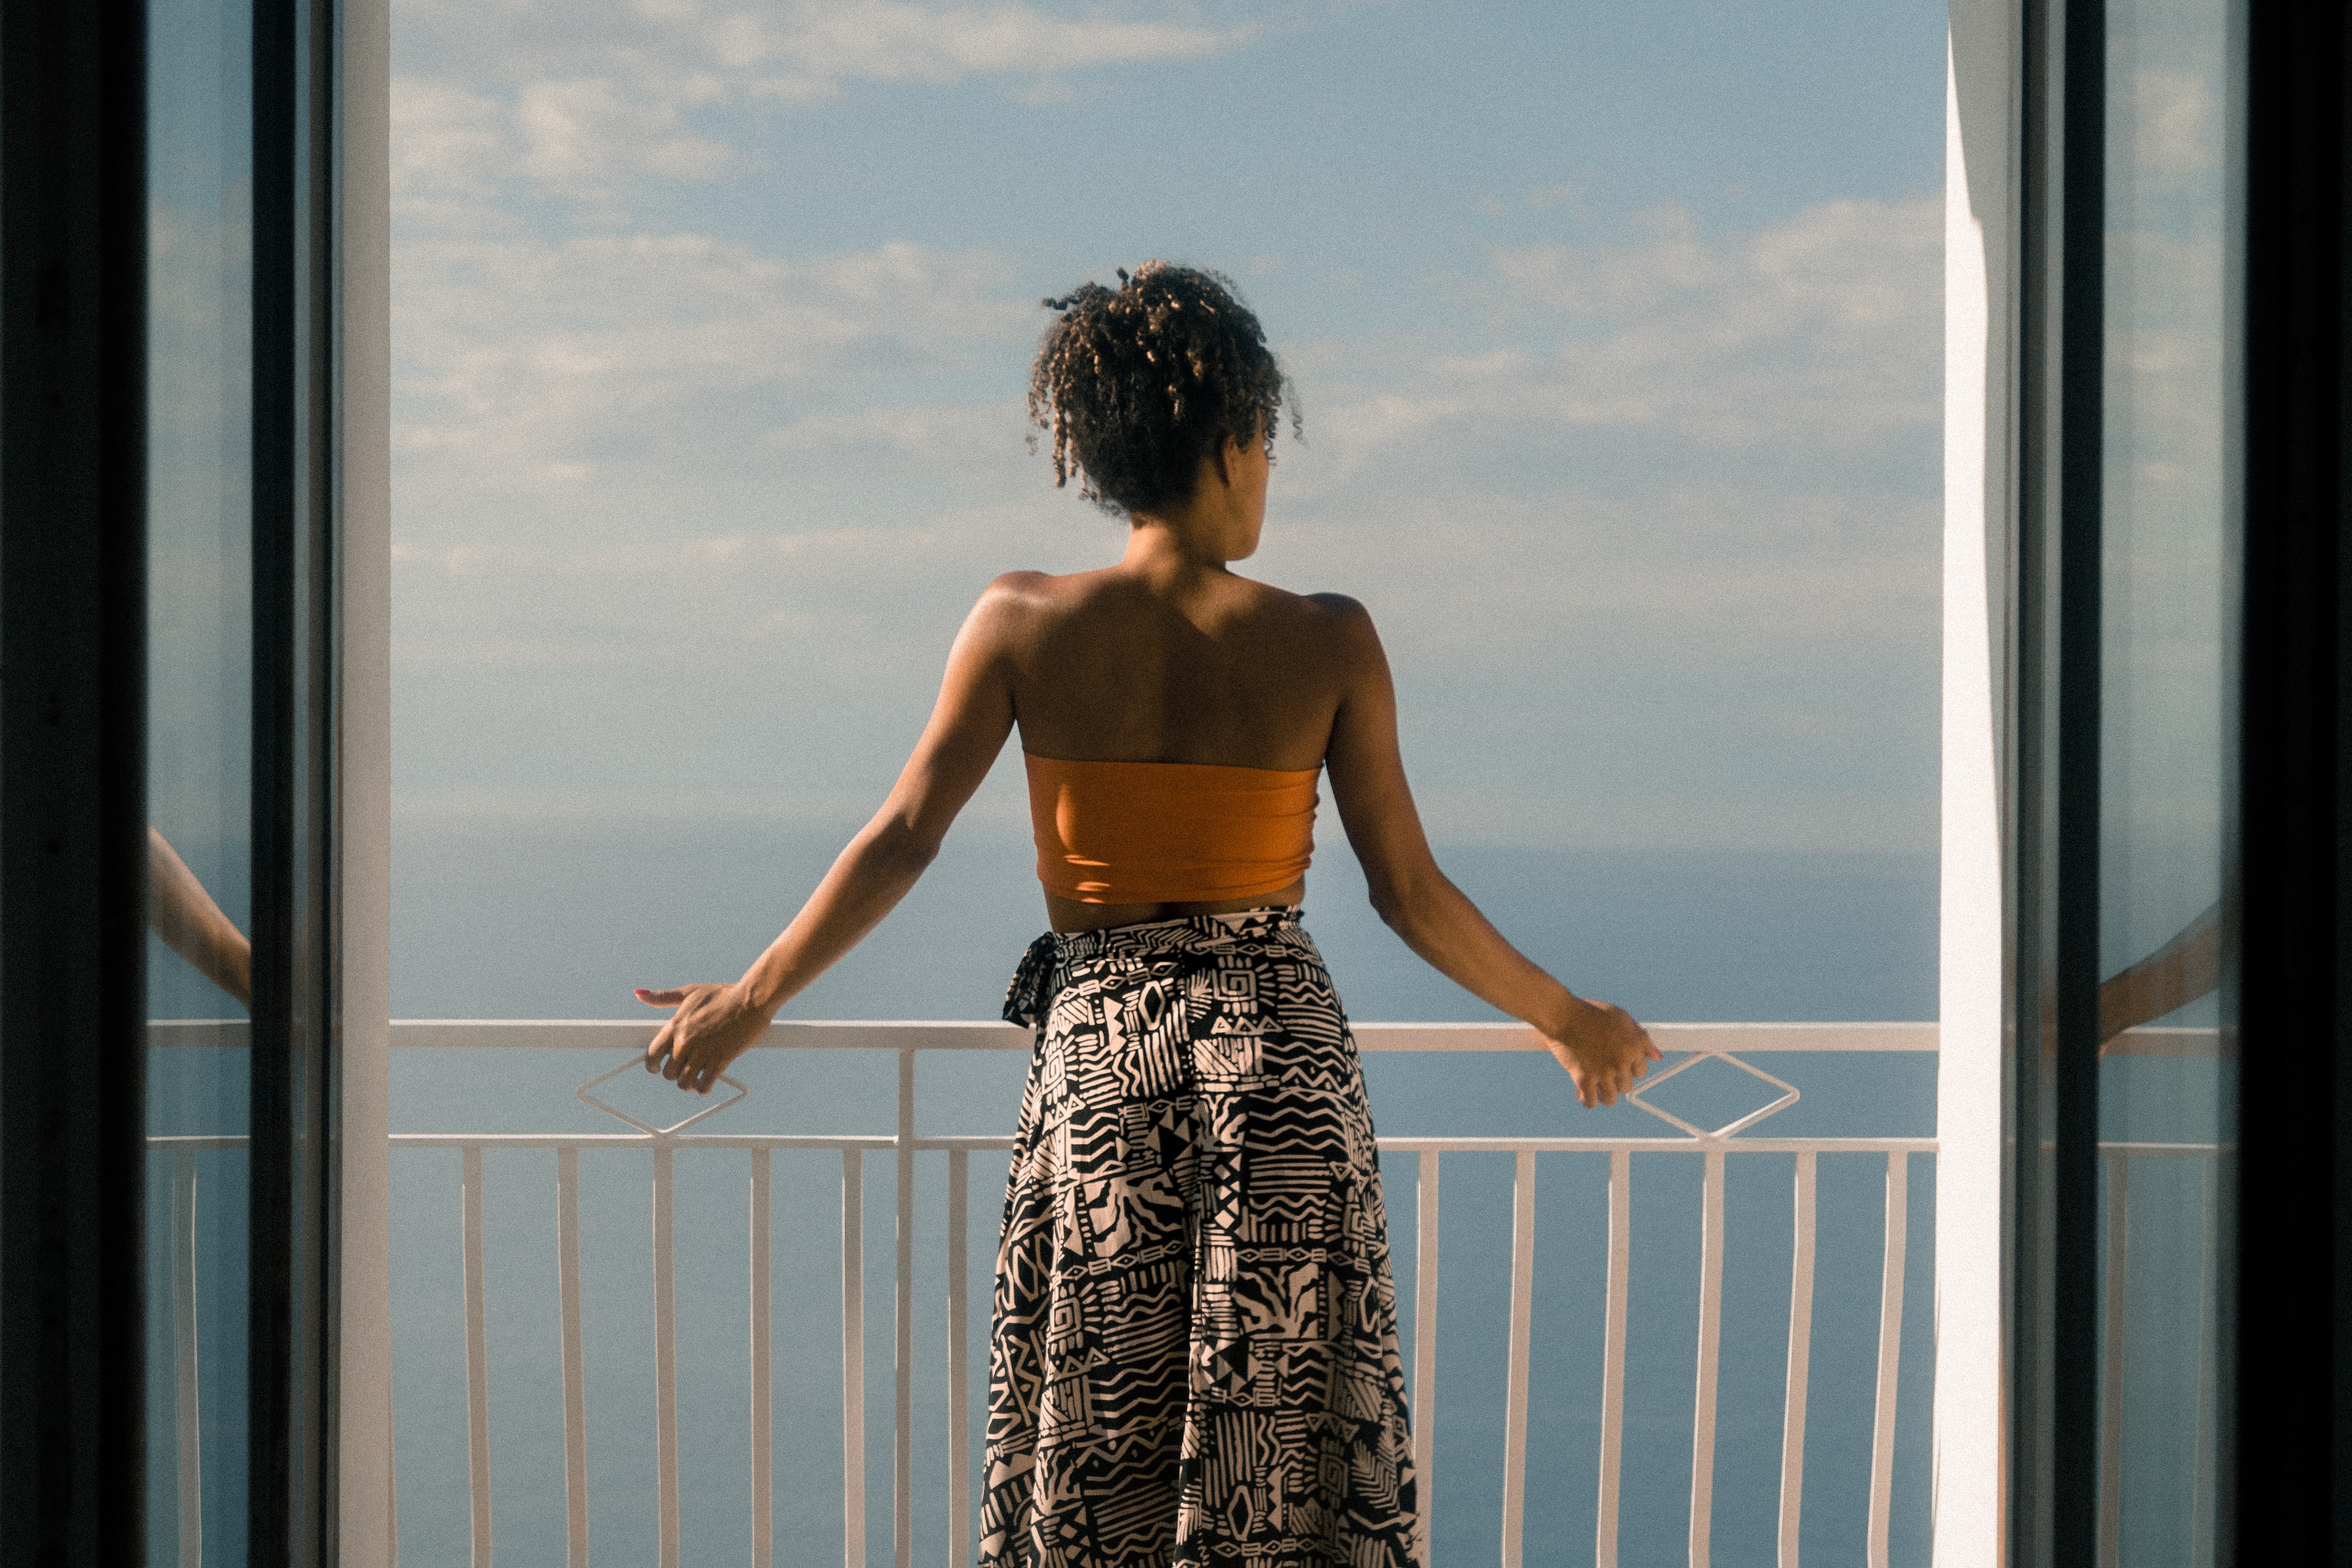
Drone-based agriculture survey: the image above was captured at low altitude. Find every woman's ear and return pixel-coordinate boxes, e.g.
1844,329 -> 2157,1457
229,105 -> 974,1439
1199,436 -> 1230,495
1210,431 -> 1242,490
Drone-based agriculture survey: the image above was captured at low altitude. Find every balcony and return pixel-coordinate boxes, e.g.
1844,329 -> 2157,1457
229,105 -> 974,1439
145,1019 -> 2222,1567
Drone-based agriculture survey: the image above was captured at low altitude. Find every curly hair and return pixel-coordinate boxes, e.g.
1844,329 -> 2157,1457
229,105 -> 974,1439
1028,262 -> 1297,517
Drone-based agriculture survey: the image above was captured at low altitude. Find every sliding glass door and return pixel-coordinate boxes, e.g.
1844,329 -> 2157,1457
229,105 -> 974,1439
2005,0 -> 2247,1560
146,0 -> 261,1558
2092,0 -> 2239,1556
2004,0 -> 2351,1559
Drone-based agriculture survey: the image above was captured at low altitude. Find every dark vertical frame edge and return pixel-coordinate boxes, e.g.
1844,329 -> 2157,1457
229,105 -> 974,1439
249,0 -> 300,1546
2049,0 -> 2107,1560
0,0 -> 151,1562
2234,0 -> 2350,1559
309,0 -> 345,1559
251,0 -> 342,1562
2009,0 -> 2061,1554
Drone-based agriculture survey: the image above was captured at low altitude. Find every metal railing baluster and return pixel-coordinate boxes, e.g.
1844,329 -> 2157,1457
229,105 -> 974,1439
1412,1148 -> 1440,1560
654,1143 -> 681,1568
2189,1152 -> 2218,1568
896,1051 -> 916,1568
1865,1151 -> 1908,1568
1690,1148 -> 1726,1568
389,1383 -> 401,1568
2097,1153 -> 2128,1568
1777,1151 -> 1817,1568
1501,1150 -> 1537,1568
751,1148 -> 774,1568
173,1148 -> 203,1568
946,1148 -> 970,1568
843,1147 -> 866,1568
462,1145 -> 493,1568
556,1147 -> 589,1568
1597,1148 -> 1632,1568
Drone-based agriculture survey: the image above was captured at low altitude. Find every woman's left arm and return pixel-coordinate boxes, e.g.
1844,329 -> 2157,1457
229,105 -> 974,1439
639,580 -> 1026,1093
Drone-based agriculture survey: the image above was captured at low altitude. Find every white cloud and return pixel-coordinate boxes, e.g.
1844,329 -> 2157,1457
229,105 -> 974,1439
394,231 -> 1029,503
1480,194 -> 1940,448
391,0 -> 1260,216
513,77 -> 736,185
389,79 -> 510,205
718,0 -> 1250,92
764,399 -> 1021,456
1276,194 -> 1942,499
2116,66 -> 2220,193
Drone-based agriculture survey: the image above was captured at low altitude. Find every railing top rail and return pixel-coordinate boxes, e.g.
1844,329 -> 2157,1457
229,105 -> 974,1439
154,1132 -> 2234,1155
371,1132 -> 1949,1153
150,1018 -> 1951,1052
144,1019 -> 2224,1056
389,1019 -> 1945,1053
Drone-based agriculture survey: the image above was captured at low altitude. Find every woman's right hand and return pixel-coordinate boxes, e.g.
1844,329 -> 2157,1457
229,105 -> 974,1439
1540,994 -> 1660,1109
638,982 -> 771,1096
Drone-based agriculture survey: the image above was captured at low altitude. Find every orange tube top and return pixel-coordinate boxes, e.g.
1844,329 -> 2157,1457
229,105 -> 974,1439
1023,753 -> 1320,904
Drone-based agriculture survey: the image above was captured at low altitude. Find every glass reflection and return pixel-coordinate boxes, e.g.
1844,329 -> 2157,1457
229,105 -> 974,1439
2097,0 -> 2239,1557
145,0 -> 254,1558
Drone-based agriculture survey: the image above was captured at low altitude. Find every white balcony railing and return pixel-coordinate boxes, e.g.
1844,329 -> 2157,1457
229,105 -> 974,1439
143,1019 -> 2225,1568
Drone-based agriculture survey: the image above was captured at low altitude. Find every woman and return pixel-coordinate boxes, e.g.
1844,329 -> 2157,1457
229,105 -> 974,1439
637,262 -> 1657,1568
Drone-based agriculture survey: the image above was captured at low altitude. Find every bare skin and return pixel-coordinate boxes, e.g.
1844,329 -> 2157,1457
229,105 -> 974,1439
2097,899 -> 2219,1049
639,432 -> 1660,1107
149,826 -> 253,1008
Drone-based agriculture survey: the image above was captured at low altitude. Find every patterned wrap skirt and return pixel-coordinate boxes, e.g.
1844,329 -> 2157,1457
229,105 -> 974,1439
980,908 -> 1419,1568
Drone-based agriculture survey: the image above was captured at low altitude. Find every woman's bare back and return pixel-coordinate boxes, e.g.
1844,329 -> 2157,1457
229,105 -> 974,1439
979,562 -> 1367,929
990,564 -> 1361,775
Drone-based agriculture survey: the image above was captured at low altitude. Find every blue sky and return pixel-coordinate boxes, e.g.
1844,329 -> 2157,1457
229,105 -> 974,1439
388,0 -> 1947,857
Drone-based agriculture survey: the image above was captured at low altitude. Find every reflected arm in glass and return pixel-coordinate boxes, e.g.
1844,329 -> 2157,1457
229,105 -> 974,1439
2097,898 -> 2220,1048
147,824 -> 253,1008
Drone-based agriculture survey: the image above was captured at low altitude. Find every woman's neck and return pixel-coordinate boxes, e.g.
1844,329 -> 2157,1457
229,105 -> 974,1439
1117,519 -> 1235,587
1119,434 -> 1265,575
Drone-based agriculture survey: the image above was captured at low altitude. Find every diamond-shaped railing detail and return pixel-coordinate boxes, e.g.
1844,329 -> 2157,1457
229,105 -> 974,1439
1625,1050 -> 1799,1139
576,1053 -> 749,1136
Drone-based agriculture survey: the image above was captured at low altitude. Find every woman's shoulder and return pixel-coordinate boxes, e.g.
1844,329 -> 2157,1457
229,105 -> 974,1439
1274,587 -> 1381,652
969,566 -> 1115,625
958,568 -> 1120,657
1295,588 -> 1374,629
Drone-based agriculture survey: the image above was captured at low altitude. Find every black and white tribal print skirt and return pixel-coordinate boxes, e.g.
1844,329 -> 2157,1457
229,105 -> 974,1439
980,908 -> 1419,1568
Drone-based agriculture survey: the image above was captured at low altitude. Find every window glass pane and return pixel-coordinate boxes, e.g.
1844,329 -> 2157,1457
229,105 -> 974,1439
2097,0 -> 2239,1555
145,0 -> 254,1557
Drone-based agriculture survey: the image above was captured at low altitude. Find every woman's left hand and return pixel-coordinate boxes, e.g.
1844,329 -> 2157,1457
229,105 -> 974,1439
637,982 -> 769,1094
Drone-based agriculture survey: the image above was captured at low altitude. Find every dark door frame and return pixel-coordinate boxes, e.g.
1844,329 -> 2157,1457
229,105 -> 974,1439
2234,0 -> 2350,1557
0,1 -> 152,1557
249,1 -> 342,1563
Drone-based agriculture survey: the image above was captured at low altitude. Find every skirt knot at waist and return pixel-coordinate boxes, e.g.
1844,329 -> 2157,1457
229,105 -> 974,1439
999,906 -> 1306,1029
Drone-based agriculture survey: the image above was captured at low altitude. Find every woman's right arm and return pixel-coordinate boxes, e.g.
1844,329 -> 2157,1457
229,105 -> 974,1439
637,578 -> 1028,1093
1317,597 -> 1658,1107
149,826 -> 253,1008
